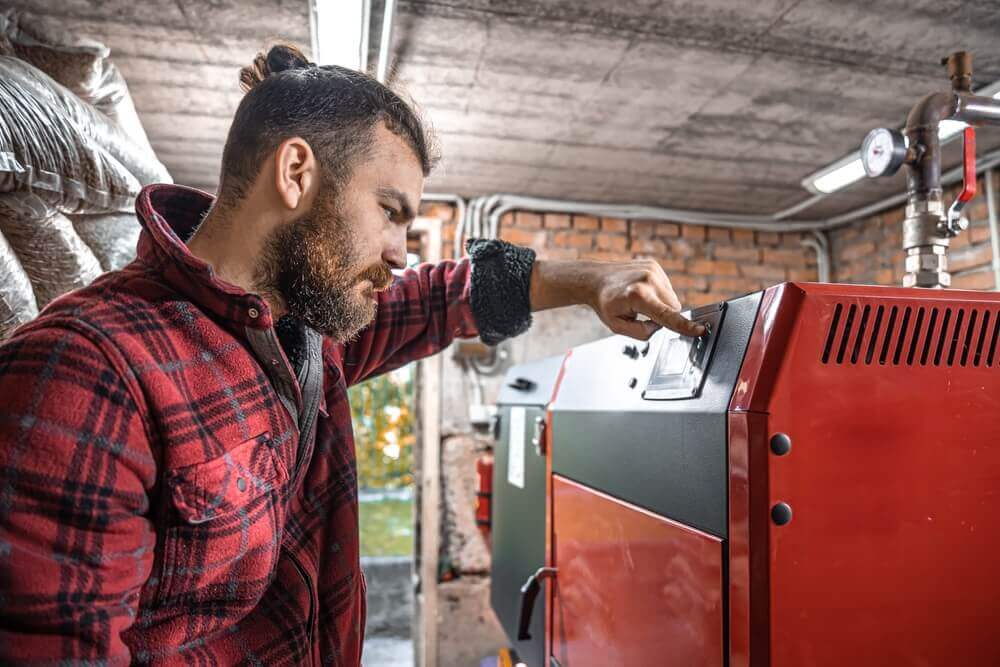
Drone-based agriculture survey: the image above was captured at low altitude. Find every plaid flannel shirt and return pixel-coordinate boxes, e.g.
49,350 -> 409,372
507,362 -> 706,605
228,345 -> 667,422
0,184 -> 532,665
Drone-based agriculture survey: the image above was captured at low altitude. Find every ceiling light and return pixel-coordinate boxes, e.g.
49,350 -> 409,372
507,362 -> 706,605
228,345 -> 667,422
310,0 -> 370,70
802,79 -> 1000,195
802,153 -> 866,194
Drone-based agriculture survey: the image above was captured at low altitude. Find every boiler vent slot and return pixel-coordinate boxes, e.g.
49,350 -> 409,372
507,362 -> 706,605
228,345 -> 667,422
821,302 -> 998,367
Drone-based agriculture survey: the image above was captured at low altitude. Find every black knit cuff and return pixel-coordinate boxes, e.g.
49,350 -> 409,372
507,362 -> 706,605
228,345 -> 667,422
466,238 -> 536,345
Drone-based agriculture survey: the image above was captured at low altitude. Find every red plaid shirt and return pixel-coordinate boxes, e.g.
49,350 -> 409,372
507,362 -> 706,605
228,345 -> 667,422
0,184 -> 482,665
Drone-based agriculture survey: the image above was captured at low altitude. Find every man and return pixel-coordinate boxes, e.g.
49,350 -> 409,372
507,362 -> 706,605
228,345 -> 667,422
0,44 -> 702,664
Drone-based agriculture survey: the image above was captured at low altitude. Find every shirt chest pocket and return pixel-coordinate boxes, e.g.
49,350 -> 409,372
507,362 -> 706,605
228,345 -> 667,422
154,432 -> 289,607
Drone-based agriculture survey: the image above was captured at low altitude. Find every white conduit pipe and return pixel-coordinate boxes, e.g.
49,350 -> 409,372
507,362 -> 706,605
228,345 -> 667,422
986,169 -> 1000,289
801,230 -> 832,283
421,193 -> 466,258
475,147 -> 1000,241
429,149 -> 1000,263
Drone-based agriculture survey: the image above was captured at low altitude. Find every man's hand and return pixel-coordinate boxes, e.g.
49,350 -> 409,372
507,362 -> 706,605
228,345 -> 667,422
529,258 -> 706,339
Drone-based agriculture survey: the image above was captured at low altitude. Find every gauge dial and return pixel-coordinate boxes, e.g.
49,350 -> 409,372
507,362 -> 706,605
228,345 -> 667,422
861,128 -> 907,177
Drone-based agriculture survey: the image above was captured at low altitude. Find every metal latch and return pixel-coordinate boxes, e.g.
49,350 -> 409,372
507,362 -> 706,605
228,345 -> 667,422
517,566 -> 557,640
531,415 -> 546,456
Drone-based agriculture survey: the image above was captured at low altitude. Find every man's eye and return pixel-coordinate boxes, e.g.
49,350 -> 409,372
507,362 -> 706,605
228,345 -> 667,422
382,206 -> 395,220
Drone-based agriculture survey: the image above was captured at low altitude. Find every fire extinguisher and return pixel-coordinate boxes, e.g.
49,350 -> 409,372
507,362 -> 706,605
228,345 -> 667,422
476,452 -> 494,546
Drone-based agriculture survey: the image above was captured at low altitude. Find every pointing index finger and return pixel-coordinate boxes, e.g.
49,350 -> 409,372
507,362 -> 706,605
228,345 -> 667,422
644,299 -> 706,337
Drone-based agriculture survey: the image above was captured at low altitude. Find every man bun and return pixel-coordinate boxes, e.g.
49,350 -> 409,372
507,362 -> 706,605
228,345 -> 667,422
239,43 -> 312,93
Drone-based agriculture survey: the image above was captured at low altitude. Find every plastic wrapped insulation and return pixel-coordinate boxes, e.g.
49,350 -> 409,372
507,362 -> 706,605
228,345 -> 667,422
0,9 -> 162,172
0,8 -> 108,96
88,62 -> 156,156
70,212 -> 141,271
0,58 -> 141,213
0,56 -> 170,188
0,192 -> 102,308
0,227 -> 38,339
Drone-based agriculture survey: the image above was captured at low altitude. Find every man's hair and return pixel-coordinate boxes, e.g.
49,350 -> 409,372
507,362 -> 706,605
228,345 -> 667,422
217,43 -> 436,203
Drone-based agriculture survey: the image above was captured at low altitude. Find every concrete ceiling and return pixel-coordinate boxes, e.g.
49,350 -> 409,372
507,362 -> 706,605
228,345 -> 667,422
10,0 -> 1000,221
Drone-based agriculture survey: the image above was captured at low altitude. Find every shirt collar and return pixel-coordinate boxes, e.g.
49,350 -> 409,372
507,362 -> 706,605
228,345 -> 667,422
135,183 -> 273,330
135,184 -> 330,417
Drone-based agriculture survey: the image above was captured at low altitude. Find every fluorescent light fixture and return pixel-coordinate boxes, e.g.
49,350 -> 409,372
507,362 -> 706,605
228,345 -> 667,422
802,152 -> 866,194
310,0 -> 370,70
802,79 -> 1000,194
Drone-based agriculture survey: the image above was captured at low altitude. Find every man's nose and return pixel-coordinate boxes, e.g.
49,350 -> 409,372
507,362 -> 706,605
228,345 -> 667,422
382,240 -> 407,270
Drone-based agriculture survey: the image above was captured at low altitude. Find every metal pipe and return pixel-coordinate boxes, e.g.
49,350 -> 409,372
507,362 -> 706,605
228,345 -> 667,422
956,95 -> 1000,125
904,91 -> 956,196
484,195 -> 827,238
467,196 -> 484,241
421,193 -> 466,258
484,193 -> 504,239
987,170 -> 1000,290
801,230 -> 831,283
897,53 -> 1000,288
825,148 -> 1000,227
773,194 -> 826,221
470,147 -> 1000,247
375,0 -> 396,83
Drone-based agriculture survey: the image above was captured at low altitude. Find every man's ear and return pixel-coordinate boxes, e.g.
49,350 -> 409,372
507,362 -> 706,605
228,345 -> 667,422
273,137 -> 317,211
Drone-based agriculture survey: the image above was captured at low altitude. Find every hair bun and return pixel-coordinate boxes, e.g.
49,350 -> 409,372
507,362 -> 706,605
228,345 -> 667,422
266,44 -> 311,74
239,43 -> 312,93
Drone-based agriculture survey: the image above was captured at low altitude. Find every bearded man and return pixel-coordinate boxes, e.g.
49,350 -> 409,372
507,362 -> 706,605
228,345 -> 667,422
0,43 -> 702,665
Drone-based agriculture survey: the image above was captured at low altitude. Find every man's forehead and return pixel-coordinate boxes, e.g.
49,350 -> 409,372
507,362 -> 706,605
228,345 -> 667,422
362,125 -> 424,203
370,123 -> 422,167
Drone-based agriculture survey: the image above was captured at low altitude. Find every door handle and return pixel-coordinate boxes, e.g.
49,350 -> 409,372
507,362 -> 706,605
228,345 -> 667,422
517,566 -> 556,640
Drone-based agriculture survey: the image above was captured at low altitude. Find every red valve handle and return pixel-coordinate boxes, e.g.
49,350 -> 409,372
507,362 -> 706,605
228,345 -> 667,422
959,125 -> 977,203
946,125 -> 977,235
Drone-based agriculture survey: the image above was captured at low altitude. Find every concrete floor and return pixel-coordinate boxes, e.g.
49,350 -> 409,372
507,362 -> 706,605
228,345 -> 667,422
363,637 -> 414,667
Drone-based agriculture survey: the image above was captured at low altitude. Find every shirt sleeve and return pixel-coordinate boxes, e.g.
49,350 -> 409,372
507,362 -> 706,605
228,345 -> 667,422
337,240 -> 536,387
0,323 -> 156,664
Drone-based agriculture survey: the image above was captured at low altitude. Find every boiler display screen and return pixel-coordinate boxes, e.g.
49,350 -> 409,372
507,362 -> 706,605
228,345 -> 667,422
643,303 -> 725,400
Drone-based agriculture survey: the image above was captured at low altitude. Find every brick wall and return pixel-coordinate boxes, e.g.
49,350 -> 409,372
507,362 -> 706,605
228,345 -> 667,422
829,172 -> 998,290
421,203 -> 820,307
426,175 -> 1000,298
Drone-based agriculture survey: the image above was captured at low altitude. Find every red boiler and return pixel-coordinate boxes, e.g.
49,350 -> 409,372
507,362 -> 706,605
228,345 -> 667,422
489,282 -> 1000,667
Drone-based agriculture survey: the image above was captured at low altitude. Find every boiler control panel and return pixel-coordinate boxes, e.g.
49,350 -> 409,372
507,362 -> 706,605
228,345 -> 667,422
644,302 -> 726,400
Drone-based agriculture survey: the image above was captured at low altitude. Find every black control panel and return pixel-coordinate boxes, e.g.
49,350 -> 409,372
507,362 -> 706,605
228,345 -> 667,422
549,292 -> 762,538
644,302 -> 726,401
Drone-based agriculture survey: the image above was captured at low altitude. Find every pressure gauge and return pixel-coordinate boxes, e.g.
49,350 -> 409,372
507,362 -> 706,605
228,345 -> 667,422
861,128 -> 907,177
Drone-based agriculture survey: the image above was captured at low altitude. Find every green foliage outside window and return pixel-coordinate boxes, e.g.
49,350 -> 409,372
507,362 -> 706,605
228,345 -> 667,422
349,366 -> 415,490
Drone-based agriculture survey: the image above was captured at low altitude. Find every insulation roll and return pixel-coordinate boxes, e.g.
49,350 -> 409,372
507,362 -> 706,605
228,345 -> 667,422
88,62 -> 156,156
0,57 -> 141,213
0,8 -> 108,96
0,227 -> 38,339
70,212 -> 141,271
0,191 -> 103,308
0,55 -> 170,188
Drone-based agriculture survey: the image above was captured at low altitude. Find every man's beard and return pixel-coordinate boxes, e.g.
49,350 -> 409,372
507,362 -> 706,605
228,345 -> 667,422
253,194 -> 394,341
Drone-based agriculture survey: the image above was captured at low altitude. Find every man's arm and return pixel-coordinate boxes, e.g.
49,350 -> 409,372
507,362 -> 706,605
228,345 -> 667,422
339,238 -> 541,385
339,257 -> 480,386
339,239 -> 702,386
530,257 -> 706,339
0,324 -> 156,664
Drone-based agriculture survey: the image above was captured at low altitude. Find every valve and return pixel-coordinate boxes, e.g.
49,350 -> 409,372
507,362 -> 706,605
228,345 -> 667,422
943,125 -> 977,237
